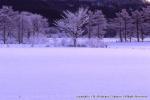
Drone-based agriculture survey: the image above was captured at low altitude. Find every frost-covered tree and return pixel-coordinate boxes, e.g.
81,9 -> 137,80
13,11 -> 49,44
55,8 -> 89,47
109,15 -> 124,42
142,6 -> 150,41
109,9 -> 134,42
132,10 -> 143,42
14,12 -> 32,43
0,6 -> 17,44
90,10 -> 107,39
87,10 -> 93,39
0,6 -> 49,44
143,6 -> 150,22
119,9 -> 133,42
30,14 -> 49,37
29,14 -> 49,44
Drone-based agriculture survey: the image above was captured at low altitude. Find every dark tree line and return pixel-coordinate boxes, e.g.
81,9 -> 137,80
109,6 -> 150,42
0,5 -> 150,46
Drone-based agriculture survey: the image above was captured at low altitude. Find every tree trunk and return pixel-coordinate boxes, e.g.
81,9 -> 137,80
73,32 -> 77,47
140,25 -> 144,42
97,24 -> 100,38
21,17 -> 24,43
3,24 -> 6,44
88,15 -> 92,39
136,19 -> 140,42
124,19 -> 127,42
119,22 -> 123,42
18,24 -> 21,44
130,36 -> 132,42
129,32 -> 132,42
141,31 -> 144,42
88,23 -> 91,39
73,38 -> 77,47
27,31 -> 31,39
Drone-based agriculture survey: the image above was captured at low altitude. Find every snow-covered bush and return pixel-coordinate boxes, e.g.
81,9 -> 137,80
87,38 -> 107,48
47,38 -> 107,48
28,34 -> 48,46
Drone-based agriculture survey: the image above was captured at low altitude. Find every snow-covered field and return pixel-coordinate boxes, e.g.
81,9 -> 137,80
104,38 -> 150,49
0,48 -> 150,100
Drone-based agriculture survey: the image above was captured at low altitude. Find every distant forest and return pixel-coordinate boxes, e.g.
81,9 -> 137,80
0,0 -> 150,44
0,0 -> 149,23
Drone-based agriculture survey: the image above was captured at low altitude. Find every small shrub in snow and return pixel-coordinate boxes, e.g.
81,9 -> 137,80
87,38 -> 107,48
28,34 -> 48,47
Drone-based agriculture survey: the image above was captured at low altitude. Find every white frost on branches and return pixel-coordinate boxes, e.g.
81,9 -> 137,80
55,8 -> 89,47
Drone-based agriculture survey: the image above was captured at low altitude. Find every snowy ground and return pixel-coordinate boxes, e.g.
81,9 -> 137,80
104,38 -> 150,49
0,48 -> 150,100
